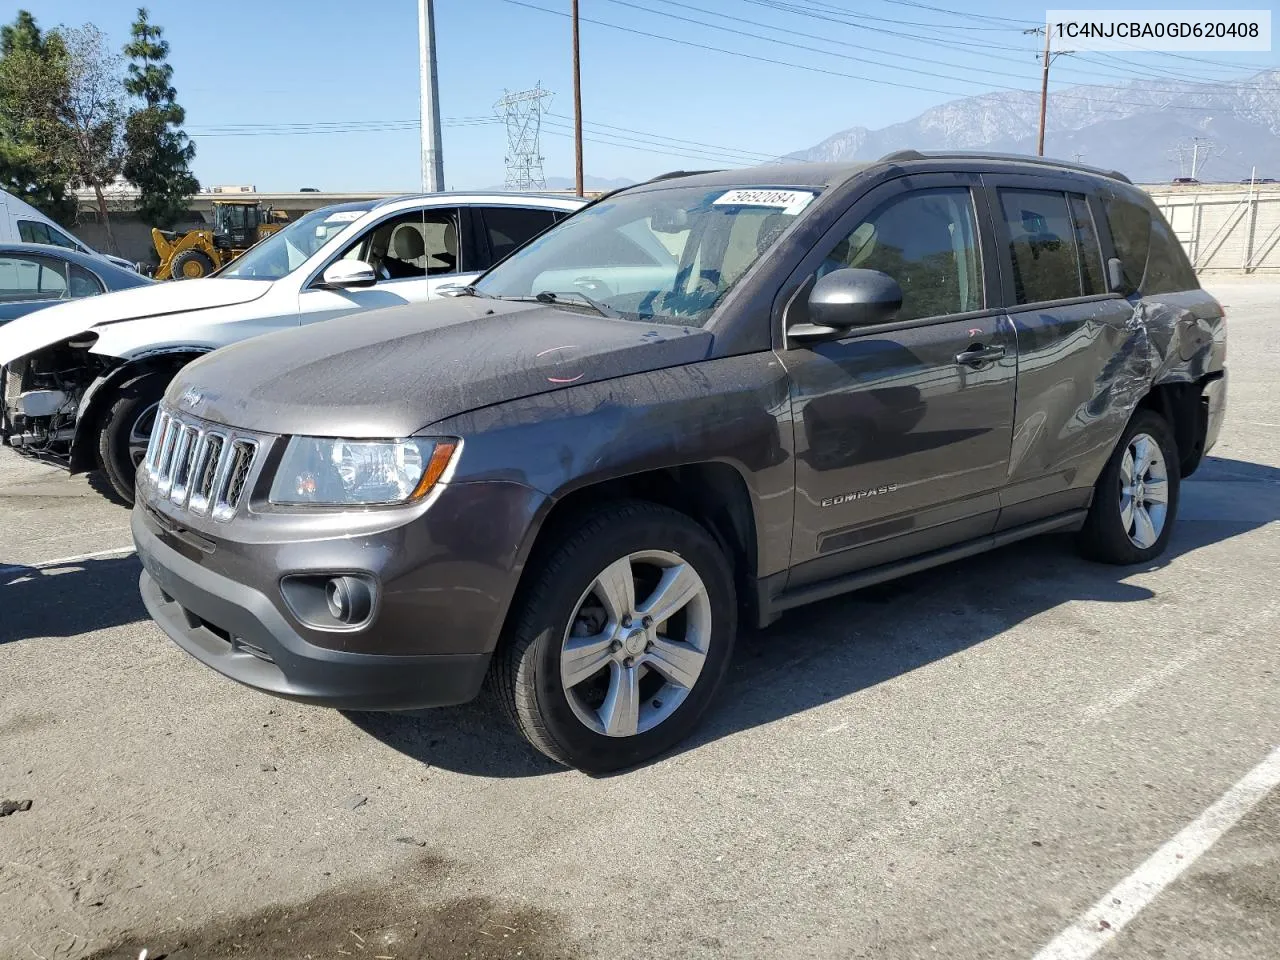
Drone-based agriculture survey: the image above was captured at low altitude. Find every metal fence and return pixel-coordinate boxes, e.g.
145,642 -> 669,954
1147,186 -> 1280,275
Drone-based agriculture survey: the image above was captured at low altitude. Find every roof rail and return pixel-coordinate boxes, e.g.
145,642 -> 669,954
647,169 -> 724,183
877,149 -> 1132,184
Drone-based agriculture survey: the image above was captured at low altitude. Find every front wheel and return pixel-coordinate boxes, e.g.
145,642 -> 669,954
96,371 -> 169,505
1078,409 -> 1181,564
493,501 -> 737,772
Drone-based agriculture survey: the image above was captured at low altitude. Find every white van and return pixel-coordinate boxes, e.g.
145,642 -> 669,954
0,189 -> 138,271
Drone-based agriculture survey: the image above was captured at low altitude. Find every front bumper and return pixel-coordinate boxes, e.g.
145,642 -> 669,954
133,506 -> 491,710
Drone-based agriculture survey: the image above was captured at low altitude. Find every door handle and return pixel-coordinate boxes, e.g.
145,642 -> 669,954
954,344 -> 1006,367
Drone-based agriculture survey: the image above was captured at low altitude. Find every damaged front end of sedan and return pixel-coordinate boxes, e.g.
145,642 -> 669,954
1,333 -> 114,462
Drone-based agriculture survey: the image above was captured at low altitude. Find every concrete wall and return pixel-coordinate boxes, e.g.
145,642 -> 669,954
1144,185 -> 1280,275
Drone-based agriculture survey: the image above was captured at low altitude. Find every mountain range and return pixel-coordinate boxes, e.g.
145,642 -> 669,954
788,69 -> 1280,184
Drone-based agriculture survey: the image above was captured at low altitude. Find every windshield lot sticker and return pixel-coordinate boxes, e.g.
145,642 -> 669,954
713,189 -> 815,216
324,211 -> 363,223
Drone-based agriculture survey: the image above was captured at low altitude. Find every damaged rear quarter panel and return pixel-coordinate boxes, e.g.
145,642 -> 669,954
1003,288 -> 1224,509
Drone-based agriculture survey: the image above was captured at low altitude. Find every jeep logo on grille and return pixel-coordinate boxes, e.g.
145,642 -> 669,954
179,387 -> 203,409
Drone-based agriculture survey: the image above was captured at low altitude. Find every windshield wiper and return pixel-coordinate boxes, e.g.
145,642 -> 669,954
533,289 -> 620,318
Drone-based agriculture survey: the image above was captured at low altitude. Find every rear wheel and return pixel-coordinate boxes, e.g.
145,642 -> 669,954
169,248 -> 216,280
493,501 -> 736,772
96,371 -> 168,505
1078,409 -> 1180,564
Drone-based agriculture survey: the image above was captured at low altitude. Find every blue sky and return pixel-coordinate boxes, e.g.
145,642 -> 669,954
29,0 -> 1280,190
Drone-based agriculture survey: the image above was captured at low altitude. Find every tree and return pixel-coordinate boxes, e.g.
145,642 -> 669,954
0,11 -> 75,224
122,8 -> 197,228
59,24 -> 126,253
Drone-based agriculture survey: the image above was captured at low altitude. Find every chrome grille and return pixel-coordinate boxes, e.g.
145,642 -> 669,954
144,409 -> 261,520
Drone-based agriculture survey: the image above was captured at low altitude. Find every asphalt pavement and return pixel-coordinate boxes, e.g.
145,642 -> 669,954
0,279 -> 1276,960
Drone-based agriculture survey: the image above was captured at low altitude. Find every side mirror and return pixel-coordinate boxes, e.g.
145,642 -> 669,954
321,260 -> 377,289
790,268 -> 903,342
1107,257 -> 1127,293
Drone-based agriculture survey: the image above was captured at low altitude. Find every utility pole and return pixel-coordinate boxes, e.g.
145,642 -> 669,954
1037,26 -> 1050,157
572,0 -> 584,197
418,0 -> 445,192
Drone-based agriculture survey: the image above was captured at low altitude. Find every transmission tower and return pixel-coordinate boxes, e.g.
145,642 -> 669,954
494,85 -> 552,191
1169,137 -> 1226,180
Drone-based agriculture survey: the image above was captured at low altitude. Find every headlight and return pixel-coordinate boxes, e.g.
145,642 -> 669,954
269,437 -> 459,506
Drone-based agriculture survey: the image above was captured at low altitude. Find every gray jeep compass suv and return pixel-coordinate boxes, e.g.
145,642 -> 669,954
132,152 -> 1227,772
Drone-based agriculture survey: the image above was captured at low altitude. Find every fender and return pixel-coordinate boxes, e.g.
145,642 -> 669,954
68,347 -> 210,473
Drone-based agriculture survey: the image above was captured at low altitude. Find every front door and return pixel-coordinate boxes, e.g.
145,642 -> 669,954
778,173 -> 1017,587
296,206 -> 468,325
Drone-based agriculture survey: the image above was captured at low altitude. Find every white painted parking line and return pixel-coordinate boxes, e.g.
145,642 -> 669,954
1030,745 -> 1280,960
0,545 -> 136,574
1080,605 -> 1280,723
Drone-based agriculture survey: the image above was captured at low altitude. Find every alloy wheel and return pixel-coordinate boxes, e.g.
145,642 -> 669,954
1119,431 -> 1170,549
560,550 -> 712,738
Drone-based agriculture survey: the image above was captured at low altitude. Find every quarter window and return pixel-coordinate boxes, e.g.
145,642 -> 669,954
1103,195 -> 1199,295
819,187 -> 983,321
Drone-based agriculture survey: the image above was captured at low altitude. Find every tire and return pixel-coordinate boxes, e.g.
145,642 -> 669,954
493,500 -> 737,773
1078,409 -> 1181,565
96,371 -> 169,505
169,248 -> 216,280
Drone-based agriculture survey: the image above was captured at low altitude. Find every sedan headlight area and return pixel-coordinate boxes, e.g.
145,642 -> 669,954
269,437 -> 459,506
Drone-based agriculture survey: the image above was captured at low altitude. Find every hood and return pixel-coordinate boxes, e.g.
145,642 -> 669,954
0,278 -> 271,365
171,297 -> 714,436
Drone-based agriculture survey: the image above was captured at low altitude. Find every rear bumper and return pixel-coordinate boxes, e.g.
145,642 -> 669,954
1203,369 -> 1227,456
134,509 -> 490,710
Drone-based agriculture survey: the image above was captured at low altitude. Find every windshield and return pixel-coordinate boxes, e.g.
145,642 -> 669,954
218,204 -> 375,281
474,184 -> 820,326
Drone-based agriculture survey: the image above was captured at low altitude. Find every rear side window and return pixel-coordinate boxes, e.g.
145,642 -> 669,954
998,189 -> 1083,304
481,206 -> 559,263
0,253 -> 68,301
1069,195 -> 1105,296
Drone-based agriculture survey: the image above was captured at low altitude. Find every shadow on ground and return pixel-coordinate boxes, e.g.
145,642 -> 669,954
1,555 -> 145,643
353,456 -> 1280,778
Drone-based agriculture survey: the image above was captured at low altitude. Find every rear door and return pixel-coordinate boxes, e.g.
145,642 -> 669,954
296,205 -> 469,325
778,172 -> 1018,586
982,173 -> 1136,527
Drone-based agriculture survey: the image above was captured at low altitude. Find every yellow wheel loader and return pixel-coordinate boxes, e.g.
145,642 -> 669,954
152,200 -> 289,280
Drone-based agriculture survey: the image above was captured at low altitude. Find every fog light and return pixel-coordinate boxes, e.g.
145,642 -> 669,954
280,573 -> 377,630
325,576 -> 373,625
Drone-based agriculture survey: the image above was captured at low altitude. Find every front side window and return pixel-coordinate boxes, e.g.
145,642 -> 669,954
999,189 -> 1085,305
335,208 -> 461,280
17,220 -> 51,245
219,203 -> 376,280
0,254 -> 68,301
476,184 -> 820,326
819,187 -> 982,321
